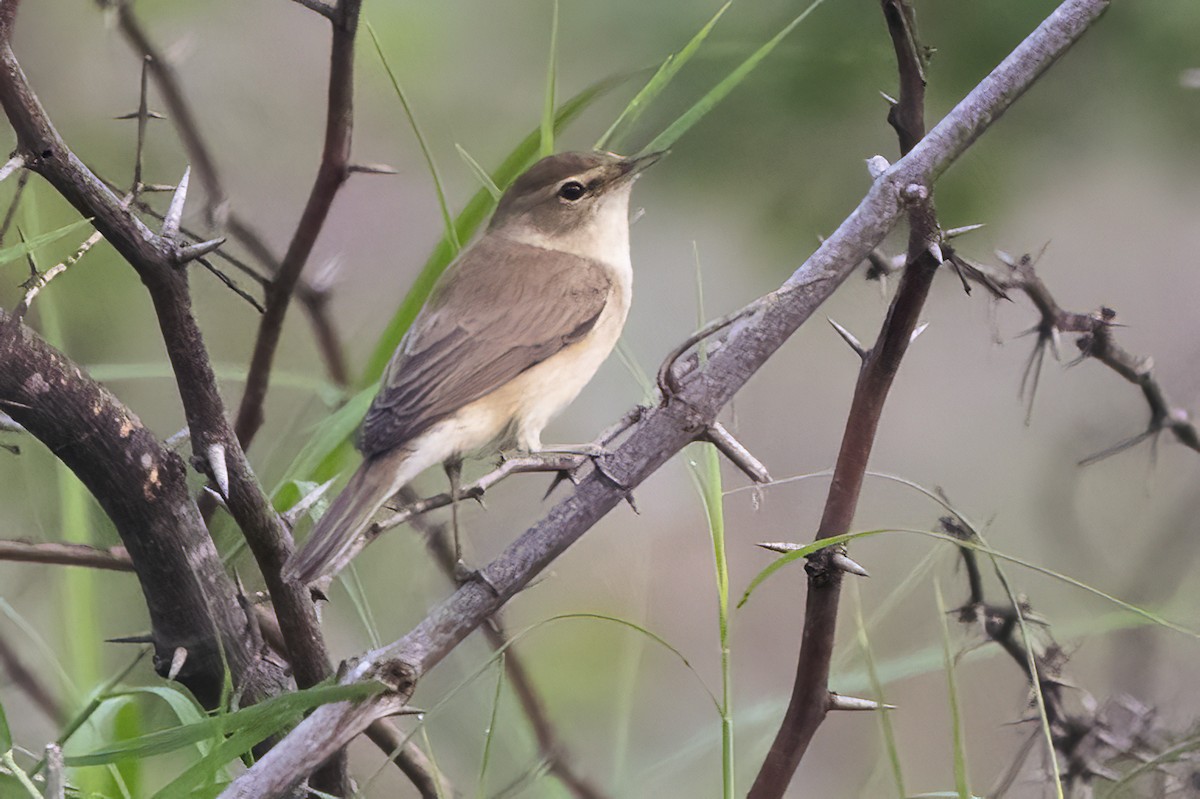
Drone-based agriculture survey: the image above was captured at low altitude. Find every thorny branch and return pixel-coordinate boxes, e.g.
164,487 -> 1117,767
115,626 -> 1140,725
0,2 -> 349,792
220,2 -> 1115,796
751,1 -> 944,793
941,517 -> 1196,795
102,0 -> 350,389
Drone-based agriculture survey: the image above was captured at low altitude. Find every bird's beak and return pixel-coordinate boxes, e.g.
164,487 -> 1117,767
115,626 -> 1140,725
619,149 -> 668,179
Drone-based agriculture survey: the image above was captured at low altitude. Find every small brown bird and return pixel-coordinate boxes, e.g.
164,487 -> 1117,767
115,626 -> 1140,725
285,150 -> 661,584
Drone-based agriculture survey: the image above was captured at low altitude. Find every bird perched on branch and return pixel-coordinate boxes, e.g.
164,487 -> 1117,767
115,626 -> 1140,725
285,149 -> 662,585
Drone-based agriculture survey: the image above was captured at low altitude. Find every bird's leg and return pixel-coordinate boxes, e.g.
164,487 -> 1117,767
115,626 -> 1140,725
444,458 -> 467,575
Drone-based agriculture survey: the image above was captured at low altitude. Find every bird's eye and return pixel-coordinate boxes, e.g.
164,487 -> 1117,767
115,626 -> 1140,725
557,180 -> 587,201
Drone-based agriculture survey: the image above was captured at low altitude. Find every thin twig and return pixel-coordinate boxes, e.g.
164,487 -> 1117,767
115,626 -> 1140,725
0,539 -> 134,571
9,230 -> 105,323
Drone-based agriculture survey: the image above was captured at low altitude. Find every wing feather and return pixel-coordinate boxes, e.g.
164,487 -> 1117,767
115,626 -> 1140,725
357,236 -> 611,456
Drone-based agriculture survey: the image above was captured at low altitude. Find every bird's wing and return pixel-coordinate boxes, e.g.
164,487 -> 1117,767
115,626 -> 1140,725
357,236 -> 612,457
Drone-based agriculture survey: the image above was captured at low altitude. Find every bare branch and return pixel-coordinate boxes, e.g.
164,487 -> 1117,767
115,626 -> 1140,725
0,539 -> 134,571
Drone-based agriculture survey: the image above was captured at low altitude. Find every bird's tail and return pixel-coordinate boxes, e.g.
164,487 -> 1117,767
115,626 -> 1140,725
284,449 -> 417,585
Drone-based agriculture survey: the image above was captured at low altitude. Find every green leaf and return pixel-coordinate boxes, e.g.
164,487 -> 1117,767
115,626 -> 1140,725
934,580 -> 972,799
67,681 -> 385,766
0,697 -> 11,752
737,531 -> 863,609
365,19 -> 460,254
455,144 -> 502,201
641,0 -> 828,155
596,1 -> 731,151
0,217 -> 93,267
540,0 -> 560,158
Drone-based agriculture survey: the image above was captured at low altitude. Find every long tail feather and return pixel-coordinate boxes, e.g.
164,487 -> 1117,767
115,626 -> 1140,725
283,453 -> 411,585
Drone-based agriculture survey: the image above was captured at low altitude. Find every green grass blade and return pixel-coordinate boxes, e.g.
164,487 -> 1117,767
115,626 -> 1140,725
360,72 -> 627,387
476,655 -> 506,799
365,19 -> 460,253
641,0 -> 828,156
1103,733 -> 1200,796
540,0 -> 559,158
455,144 -> 503,201
850,582 -> 905,797
596,1 -> 731,152
934,580 -> 972,799
0,217 -> 93,266
0,698 -> 11,752
66,682 -> 384,766
737,531 -> 862,608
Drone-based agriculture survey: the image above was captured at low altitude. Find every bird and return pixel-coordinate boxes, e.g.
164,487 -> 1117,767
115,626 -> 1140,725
284,149 -> 661,585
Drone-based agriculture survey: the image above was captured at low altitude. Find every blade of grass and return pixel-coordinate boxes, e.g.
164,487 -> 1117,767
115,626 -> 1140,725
476,655 -> 506,799
596,2 -> 731,152
850,581 -> 905,798
365,19 -> 460,253
455,144 -> 502,201
66,681 -> 385,766
0,217 -> 92,266
540,0 -> 559,158
641,0 -> 829,155
934,580 -> 972,799
1102,733 -> 1200,796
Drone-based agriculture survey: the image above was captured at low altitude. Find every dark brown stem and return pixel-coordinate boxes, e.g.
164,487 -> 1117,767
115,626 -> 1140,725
107,0 -> 350,389
0,12 -> 345,790
233,1 -> 360,447
0,311 -> 281,707
750,4 -> 941,794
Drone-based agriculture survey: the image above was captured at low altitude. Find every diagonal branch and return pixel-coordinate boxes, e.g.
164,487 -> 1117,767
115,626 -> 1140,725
232,0 -> 361,447
219,2 -> 1114,795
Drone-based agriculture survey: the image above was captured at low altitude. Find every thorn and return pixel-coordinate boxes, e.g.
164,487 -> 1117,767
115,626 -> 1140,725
164,427 -> 190,449
113,110 -> 166,121
205,442 -> 229,497
758,541 -> 803,554
0,154 -> 25,182
909,322 -> 929,344
167,646 -> 188,681
174,236 -> 226,265
140,183 -> 177,193
831,551 -> 870,577
202,485 -> 230,514
348,162 -> 398,175
865,155 -> 890,180
161,166 -> 190,241
943,223 -> 985,239
829,693 -> 894,712
827,317 -> 867,359
878,90 -> 898,105
106,634 -> 155,644
926,241 -> 944,264
704,421 -> 771,484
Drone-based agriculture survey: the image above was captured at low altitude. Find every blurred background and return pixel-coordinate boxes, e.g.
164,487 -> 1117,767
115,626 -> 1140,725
2,0 -> 1199,796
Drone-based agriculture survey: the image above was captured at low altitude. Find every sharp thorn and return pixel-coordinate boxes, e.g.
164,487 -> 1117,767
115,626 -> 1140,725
827,317 -> 867,359
174,236 -> 226,265
140,183 -> 177,193
944,223 -> 985,239
831,551 -> 870,577
909,321 -> 930,344
113,110 -> 166,121
106,634 -> 155,644
162,166 -> 190,241
878,90 -> 898,105
828,693 -> 894,712
206,442 -> 229,498
758,541 -> 803,554
0,154 -> 25,183
348,162 -> 399,175
865,155 -> 890,180
705,421 -> 771,484
926,241 -> 944,264
624,491 -> 640,514
167,646 -> 188,681
164,427 -> 190,449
